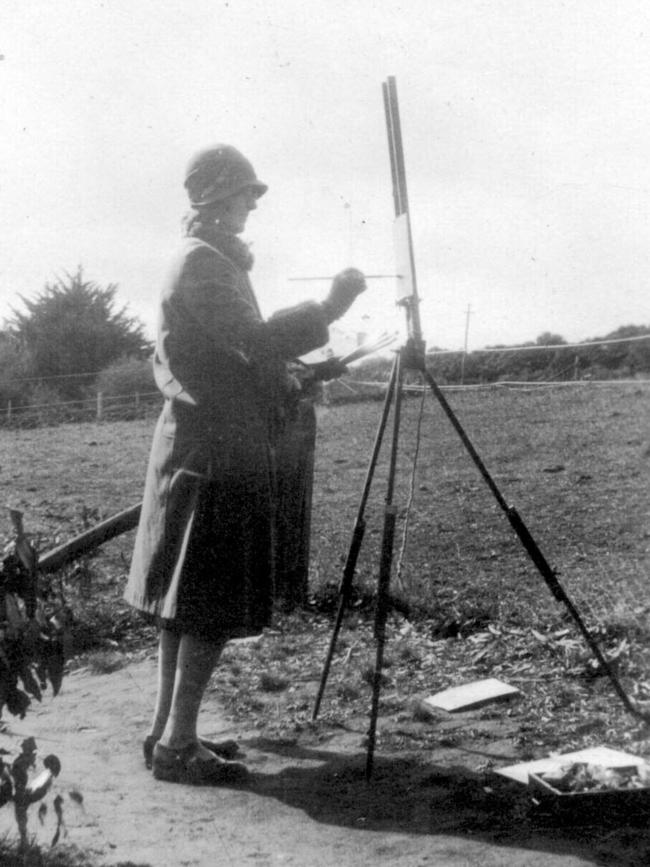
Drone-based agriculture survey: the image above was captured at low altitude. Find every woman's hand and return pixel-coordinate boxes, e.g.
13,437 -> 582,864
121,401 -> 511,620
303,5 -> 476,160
310,358 -> 348,382
322,268 -> 366,322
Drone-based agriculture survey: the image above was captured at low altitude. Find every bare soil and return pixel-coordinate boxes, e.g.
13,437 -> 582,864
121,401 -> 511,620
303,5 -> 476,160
0,640 -> 646,867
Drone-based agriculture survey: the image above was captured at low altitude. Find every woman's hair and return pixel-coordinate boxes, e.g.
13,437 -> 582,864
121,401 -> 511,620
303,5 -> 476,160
181,202 -> 223,235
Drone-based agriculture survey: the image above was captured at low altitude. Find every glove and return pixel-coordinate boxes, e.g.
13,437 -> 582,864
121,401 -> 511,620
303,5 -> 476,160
322,268 -> 366,323
310,358 -> 348,382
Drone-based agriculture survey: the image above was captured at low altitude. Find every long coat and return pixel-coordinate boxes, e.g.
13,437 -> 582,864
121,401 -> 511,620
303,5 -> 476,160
124,224 -> 329,640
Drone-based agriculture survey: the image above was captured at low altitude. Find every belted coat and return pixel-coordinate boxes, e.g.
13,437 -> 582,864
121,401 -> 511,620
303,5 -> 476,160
124,223 -> 329,640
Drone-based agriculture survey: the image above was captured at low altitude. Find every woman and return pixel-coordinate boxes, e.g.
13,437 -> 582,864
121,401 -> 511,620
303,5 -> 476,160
124,144 -> 366,785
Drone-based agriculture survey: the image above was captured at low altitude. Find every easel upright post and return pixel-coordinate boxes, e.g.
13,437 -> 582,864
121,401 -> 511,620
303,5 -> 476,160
312,76 -> 428,775
382,76 -> 425,360
365,347 -> 404,779
365,77 -> 425,778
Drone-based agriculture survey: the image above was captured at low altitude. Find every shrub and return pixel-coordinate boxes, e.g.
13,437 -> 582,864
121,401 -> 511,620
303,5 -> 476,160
21,384 -> 71,427
0,334 -> 33,411
94,355 -> 155,398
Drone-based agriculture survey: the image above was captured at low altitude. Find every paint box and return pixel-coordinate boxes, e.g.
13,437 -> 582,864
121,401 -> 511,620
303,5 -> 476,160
528,763 -> 650,824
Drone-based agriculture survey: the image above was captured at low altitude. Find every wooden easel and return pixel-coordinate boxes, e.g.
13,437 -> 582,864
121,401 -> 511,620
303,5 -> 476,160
313,77 -> 648,782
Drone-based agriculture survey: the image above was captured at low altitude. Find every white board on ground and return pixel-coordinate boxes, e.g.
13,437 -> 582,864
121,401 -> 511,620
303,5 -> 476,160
423,677 -> 521,713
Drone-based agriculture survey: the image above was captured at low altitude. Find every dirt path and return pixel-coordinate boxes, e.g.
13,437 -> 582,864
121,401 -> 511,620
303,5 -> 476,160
0,655 -> 634,866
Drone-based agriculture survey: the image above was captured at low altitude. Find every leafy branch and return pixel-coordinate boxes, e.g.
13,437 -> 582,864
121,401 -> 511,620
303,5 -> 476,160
0,509 -> 70,847
1,510 -> 70,718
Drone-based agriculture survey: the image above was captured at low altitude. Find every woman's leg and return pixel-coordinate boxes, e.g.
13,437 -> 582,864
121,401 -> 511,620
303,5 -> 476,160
147,628 -> 181,741
158,632 -> 226,757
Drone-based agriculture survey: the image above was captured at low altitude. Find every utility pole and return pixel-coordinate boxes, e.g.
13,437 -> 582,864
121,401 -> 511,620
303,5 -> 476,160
344,200 -> 354,263
460,304 -> 472,385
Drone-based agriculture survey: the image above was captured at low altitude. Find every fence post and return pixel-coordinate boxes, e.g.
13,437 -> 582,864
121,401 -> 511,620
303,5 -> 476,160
96,391 -> 103,422
135,391 -> 140,414
7,401 -> 12,424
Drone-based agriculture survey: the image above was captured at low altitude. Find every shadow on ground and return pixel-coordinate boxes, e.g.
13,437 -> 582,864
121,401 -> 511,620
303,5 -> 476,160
243,737 -> 650,867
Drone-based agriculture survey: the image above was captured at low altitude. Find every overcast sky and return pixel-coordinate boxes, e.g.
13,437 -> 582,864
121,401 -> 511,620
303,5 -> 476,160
2,0 -> 650,354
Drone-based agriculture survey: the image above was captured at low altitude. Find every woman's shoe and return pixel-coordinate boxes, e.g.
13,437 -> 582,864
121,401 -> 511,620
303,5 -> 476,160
143,735 -> 239,769
151,741 -> 249,786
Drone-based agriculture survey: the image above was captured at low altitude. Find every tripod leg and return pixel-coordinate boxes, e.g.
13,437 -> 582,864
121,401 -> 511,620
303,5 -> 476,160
312,352 -> 400,720
420,366 -> 647,722
312,520 -> 365,720
366,505 -> 397,780
366,351 -> 405,779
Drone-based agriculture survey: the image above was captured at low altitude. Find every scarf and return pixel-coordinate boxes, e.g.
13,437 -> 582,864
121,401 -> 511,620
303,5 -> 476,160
182,210 -> 255,271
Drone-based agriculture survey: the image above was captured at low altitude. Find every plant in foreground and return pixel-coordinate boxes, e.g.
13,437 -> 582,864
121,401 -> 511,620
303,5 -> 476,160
1,511 -> 71,847
2,737 -> 63,847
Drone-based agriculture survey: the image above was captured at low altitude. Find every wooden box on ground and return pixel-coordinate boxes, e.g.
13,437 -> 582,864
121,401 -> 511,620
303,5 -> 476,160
528,764 -> 650,825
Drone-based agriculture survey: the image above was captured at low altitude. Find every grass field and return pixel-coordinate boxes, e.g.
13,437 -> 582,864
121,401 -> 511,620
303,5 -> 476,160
2,381 -> 649,638
314,382 -> 650,632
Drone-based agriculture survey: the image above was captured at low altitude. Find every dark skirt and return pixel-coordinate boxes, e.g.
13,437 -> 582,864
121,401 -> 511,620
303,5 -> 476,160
125,401 -> 275,642
161,467 -> 274,640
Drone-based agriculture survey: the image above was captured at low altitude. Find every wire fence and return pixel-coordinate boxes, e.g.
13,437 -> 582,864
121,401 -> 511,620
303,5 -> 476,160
3,330 -> 649,426
323,375 -> 650,405
1,390 -> 162,428
4,374 -> 650,427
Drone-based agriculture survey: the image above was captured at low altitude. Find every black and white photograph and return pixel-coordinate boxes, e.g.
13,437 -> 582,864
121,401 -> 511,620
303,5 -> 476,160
1,2 -> 650,865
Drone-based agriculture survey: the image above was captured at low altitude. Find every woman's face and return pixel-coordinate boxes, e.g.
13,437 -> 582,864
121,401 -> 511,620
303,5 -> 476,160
217,186 -> 258,234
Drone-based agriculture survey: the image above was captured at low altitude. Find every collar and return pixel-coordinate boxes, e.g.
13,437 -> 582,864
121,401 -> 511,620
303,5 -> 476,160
183,211 -> 254,271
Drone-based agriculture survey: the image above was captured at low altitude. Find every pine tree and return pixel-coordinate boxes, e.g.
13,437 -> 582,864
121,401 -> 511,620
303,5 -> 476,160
10,268 -> 152,398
